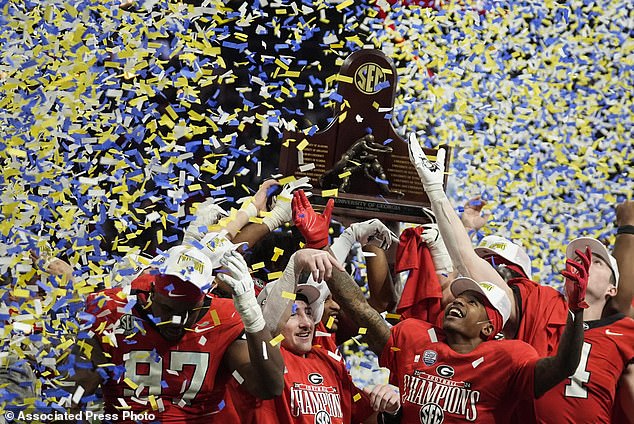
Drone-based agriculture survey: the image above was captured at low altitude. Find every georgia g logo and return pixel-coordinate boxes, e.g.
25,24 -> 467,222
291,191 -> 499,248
436,365 -> 455,378
308,373 -> 324,385
420,402 -> 444,424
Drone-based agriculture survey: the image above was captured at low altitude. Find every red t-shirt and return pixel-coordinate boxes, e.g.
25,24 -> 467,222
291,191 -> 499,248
230,347 -> 372,424
509,277 -> 569,356
380,319 -> 539,423
535,314 -> 634,423
84,286 -> 244,423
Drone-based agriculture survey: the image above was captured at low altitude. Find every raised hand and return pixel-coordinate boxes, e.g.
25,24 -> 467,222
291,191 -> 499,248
292,189 -> 334,249
263,177 -> 313,231
420,223 -> 453,275
562,247 -> 591,312
616,200 -> 634,227
363,384 -> 400,414
252,179 -> 280,213
217,250 -> 254,296
461,196 -> 492,233
292,248 -> 344,283
348,219 -> 398,250
407,133 -> 446,193
218,250 -> 265,333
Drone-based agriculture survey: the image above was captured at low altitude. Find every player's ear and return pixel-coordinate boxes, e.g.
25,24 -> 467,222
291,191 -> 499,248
480,322 -> 494,340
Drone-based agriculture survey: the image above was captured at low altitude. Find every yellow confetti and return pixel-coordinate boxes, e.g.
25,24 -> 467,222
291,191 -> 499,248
326,316 -> 335,329
297,139 -> 309,151
211,309 -> 220,326
281,291 -> 297,300
321,189 -> 339,197
123,378 -> 138,390
268,271 -> 283,280
269,334 -> 285,346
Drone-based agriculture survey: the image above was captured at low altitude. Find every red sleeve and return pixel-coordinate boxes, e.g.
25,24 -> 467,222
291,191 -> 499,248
507,341 -> 540,400
511,278 -> 568,356
84,290 -> 122,334
617,317 -> 634,363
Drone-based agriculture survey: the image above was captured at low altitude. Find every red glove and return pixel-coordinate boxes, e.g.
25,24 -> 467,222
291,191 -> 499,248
562,247 -> 591,312
292,190 -> 334,249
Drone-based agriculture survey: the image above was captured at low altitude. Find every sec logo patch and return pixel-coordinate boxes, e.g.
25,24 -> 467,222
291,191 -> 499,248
423,350 -> 437,366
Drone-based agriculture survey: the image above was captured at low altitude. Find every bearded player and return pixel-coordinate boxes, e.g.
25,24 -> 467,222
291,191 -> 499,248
67,241 -> 285,423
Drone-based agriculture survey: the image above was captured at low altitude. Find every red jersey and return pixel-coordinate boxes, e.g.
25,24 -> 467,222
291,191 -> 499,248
313,321 -> 339,353
535,314 -> 634,423
84,286 -> 244,423
230,346 -> 372,424
380,319 -> 539,423
509,277 -> 569,356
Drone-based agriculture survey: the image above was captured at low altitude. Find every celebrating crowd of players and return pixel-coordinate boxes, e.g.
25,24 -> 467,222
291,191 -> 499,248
3,139 -> 633,423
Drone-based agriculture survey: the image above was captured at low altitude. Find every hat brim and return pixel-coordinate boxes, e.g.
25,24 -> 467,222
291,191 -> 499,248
566,237 -> 619,285
450,277 -> 488,304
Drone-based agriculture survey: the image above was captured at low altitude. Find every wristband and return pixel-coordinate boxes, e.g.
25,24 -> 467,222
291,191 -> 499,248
425,186 -> 445,202
241,202 -> 259,219
617,225 -> 634,235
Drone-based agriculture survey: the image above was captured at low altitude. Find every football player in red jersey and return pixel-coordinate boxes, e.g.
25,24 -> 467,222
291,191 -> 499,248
290,183 -> 587,422
534,237 -> 634,423
66,241 -> 285,423
408,135 -> 634,422
326,267 -> 586,422
230,273 -> 400,424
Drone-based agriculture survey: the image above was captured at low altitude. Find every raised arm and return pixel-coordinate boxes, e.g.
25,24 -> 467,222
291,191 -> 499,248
533,248 -> 589,397
612,200 -> 634,316
233,178 -> 313,246
217,250 -> 285,399
222,180 -> 280,240
407,135 -> 512,300
261,248 -> 343,334
419,223 -> 457,307
325,265 -> 391,356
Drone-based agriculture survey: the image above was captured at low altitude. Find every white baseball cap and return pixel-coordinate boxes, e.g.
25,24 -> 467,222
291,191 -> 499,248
566,237 -> 619,287
199,231 -> 248,269
258,281 -> 327,324
475,235 -> 532,279
450,277 -> 512,327
155,245 -> 215,292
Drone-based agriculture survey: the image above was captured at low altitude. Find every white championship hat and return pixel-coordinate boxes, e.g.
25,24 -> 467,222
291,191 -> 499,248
475,235 -> 533,279
199,231 -> 248,269
450,277 -> 512,327
258,280 -> 328,324
566,237 -> 619,287
156,245 -> 215,292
